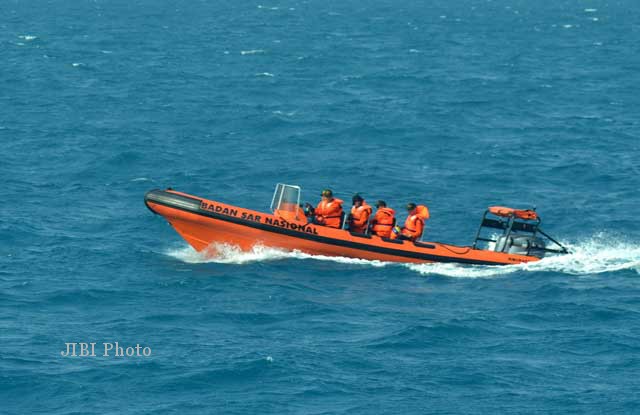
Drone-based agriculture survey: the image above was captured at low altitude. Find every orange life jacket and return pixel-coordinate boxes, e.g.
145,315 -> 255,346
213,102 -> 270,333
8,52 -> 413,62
371,207 -> 396,238
401,206 -> 428,240
415,205 -> 430,220
314,198 -> 344,228
350,201 -> 372,233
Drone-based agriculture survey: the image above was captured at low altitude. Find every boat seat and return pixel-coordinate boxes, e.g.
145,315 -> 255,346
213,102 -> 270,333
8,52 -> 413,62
349,232 -> 372,239
413,241 -> 436,249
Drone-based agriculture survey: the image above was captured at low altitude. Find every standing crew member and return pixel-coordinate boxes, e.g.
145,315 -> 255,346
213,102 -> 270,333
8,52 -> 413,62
349,194 -> 372,234
370,200 -> 396,238
392,202 -> 429,241
306,189 -> 344,228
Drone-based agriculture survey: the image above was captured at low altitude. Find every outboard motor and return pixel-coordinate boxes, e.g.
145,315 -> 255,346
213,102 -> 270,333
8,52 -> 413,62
494,235 -> 547,258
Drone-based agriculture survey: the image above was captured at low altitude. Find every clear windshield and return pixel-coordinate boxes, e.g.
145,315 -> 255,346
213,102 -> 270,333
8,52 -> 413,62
270,183 -> 302,221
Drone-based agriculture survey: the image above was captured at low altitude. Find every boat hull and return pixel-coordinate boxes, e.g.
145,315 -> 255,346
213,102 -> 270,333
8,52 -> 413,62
145,189 -> 540,266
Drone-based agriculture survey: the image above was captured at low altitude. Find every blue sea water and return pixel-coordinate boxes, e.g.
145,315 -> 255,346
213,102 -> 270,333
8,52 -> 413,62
2,0 -> 640,413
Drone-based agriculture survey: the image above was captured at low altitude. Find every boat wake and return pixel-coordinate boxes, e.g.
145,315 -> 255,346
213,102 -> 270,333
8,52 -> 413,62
164,243 -> 388,267
164,234 -> 639,277
409,235 -> 640,277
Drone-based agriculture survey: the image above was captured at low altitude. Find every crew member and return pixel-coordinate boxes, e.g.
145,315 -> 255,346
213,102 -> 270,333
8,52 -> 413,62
349,194 -> 372,234
306,189 -> 344,228
370,200 -> 396,238
392,202 -> 429,241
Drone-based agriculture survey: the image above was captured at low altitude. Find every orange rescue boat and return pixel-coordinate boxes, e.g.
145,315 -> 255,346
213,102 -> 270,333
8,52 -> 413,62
144,183 -> 568,266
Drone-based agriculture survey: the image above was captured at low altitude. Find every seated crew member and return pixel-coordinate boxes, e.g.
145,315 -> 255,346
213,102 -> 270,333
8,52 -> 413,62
370,200 -> 396,238
391,202 -> 429,241
305,189 -> 344,228
349,194 -> 372,234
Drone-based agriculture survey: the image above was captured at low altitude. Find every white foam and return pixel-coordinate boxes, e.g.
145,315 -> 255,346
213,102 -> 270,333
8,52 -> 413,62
272,110 -> 296,116
164,235 -> 639,277
165,243 -> 389,267
256,72 -> 274,77
19,35 -> 37,41
525,236 -> 640,275
408,235 -> 640,278
584,8 -> 597,13
406,262 -> 509,278
241,49 -> 265,55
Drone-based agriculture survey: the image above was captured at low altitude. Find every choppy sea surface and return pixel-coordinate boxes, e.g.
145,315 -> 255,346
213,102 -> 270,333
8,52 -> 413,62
2,0 -> 639,413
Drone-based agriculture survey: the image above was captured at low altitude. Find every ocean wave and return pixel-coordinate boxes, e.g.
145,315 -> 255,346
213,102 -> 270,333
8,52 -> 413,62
240,49 -> 265,55
163,357 -> 274,388
366,323 -> 488,349
164,235 -> 639,277
272,110 -> 296,116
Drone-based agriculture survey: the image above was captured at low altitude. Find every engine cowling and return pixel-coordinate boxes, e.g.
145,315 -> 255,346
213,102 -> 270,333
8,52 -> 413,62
494,235 -> 547,258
